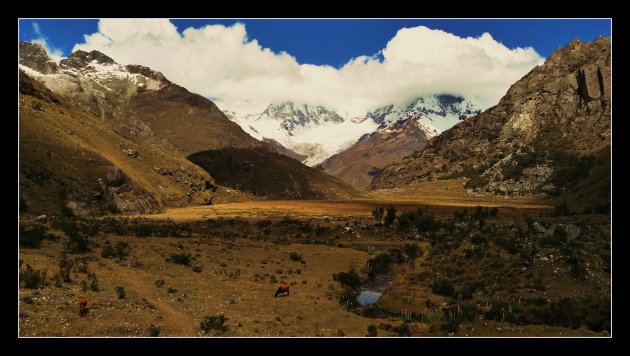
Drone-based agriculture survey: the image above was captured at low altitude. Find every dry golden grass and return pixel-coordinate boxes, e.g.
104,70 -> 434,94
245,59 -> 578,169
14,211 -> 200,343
130,178 -> 551,223
19,235 -> 399,336
19,91 -> 214,214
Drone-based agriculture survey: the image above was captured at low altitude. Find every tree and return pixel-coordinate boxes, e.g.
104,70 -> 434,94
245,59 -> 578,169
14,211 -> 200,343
384,207 -> 397,227
372,207 -> 384,225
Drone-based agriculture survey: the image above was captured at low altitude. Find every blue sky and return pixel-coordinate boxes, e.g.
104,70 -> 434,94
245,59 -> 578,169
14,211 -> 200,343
19,19 -> 611,67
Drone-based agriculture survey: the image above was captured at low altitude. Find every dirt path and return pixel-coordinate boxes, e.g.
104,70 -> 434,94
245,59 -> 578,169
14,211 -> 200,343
109,266 -> 196,335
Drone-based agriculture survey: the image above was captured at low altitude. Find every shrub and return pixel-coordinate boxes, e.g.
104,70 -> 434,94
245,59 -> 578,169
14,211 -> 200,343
384,207 -> 397,227
167,287 -> 177,293
339,288 -> 359,309
87,273 -> 99,291
441,317 -> 463,333
116,286 -> 126,299
200,314 -> 228,334
58,254 -> 73,282
332,269 -> 361,290
192,265 -> 203,273
101,241 -> 132,259
133,224 -> 154,237
155,279 -> 165,288
289,252 -> 303,262
403,244 -> 423,263
148,324 -> 160,337
367,324 -> 378,337
430,275 -> 455,297
166,253 -> 192,266
19,223 -> 47,248
64,232 -> 91,253
20,264 -> 47,289
365,253 -> 394,278
392,322 -> 412,336
372,207 -> 384,225
397,208 -> 440,232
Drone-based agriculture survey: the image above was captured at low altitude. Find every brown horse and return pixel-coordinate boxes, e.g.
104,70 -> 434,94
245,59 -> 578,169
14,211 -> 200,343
78,296 -> 88,316
274,284 -> 290,297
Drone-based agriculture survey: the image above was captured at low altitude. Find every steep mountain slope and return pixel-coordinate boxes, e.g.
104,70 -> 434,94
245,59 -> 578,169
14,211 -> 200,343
224,102 -> 377,165
19,70 -> 216,216
320,95 -> 482,190
19,42 -> 58,74
369,37 -> 610,208
19,43 -> 264,155
262,138 -> 308,162
188,148 -> 362,200
319,118 -> 429,190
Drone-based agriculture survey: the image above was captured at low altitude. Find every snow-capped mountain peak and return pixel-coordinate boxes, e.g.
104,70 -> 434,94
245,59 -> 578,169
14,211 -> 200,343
222,101 -> 377,166
256,102 -> 344,134
368,94 -> 482,134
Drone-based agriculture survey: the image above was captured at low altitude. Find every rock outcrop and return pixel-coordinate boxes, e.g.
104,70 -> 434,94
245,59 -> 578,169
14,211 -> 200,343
19,42 -> 58,74
369,36 -> 611,199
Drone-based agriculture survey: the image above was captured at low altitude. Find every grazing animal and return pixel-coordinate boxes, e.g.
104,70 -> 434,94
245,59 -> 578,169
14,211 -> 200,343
78,296 -> 88,316
275,284 -> 290,297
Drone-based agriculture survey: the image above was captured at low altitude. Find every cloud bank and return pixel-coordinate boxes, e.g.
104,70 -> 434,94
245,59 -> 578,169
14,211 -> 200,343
73,19 -> 544,117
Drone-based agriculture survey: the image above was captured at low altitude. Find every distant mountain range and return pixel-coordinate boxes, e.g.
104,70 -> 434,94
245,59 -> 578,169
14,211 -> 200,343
224,102 -> 375,166
225,95 -> 482,173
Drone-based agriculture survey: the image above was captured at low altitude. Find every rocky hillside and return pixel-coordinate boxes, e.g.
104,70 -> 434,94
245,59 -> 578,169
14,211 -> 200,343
369,37 -> 611,207
19,42 -> 264,155
319,118 -> 429,190
19,42 -> 58,74
19,42 -> 360,211
19,70 -> 216,216
320,95 -> 482,190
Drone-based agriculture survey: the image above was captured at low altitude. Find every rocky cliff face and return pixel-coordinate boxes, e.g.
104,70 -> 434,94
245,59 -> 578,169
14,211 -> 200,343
369,36 -> 611,200
19,42 -> 58,74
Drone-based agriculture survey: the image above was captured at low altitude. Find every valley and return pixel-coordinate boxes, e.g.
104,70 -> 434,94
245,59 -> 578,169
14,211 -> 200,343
18,190 -> 609,337
18,25 -> 611,338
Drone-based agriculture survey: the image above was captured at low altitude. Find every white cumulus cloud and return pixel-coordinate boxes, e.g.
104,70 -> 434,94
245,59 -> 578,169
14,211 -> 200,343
73,19 -> 544,117
31,22 -> 64,63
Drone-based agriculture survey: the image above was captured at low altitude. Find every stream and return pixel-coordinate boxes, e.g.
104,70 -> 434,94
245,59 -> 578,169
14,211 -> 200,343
356,271 -> 394,306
